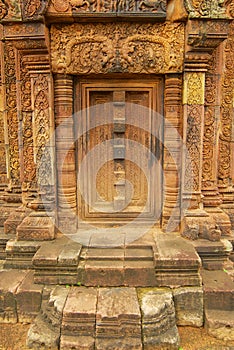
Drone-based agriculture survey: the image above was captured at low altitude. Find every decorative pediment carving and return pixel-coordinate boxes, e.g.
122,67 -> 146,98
51,22 -> 185,74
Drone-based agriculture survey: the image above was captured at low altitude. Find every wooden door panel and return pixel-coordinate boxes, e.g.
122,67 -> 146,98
77,80 -> 162,224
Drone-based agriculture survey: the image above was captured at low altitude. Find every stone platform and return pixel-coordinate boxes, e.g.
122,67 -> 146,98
0,230 -> 234,348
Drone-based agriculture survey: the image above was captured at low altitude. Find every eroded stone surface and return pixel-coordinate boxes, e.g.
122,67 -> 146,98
140,289 -> 180,350
173,286 -> 203,326
205,309 -> 234,341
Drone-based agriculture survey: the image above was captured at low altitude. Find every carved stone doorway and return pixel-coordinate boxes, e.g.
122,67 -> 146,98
75,79 -> 163,227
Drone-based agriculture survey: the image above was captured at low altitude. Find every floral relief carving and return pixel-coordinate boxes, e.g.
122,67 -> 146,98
33,74 -> 53,187
184,105 -> 201,192
22,0 -> 48,18
0,0 -> 8,20
218,21 -> 234,185
4,42 -> 20,187
186,73 -> 204,105
185,0 -> 227,18
51,22 -> 184,75
20,57 -> 36,187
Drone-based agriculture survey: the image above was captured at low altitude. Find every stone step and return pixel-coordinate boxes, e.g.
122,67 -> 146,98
0,230 -> 14,259
27,286 -> 183,349
202,270 -> 234,311
192,238 -> 231,270
154,232 -> 202,287
205,309 -> 234,342
33,237 -> 82,284
0,269 -> 43,323
5,239 -> 41,269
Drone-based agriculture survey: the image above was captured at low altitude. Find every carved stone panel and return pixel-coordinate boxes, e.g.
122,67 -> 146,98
48,0 -> 166,17
51,22 -> 185,75
185,0 -> 227,18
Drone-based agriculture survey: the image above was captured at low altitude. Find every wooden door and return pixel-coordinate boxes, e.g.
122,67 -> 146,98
76,80 -> 163,226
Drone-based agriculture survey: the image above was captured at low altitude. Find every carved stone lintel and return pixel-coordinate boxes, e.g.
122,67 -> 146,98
51,22 -> 185,75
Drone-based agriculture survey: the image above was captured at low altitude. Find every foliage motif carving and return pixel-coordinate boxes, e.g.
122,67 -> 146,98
0,0 -> 8,20
218,21 -> 234,186
4,42 -> 20,187
184,105 -> 201,192
20,57 -> 36,187
33,74 -> 53,187
51,22 -> 184,74
185,0 -> 227,18
202,107 -> 215,186
186,73 -> 204,105
22,0 -> 48,18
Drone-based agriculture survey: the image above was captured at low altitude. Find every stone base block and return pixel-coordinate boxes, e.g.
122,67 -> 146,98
17,214 -> 55,241
207,208 -> 231,236
182,212 -> 221,241
140,289 -> 180,350
33,237 -> 82,284
154,232 -> 202,287
202,270 -> 234,311
0,269 -> 28,323
173,286 -> 203,327
192,239 -> 230,270
60,335 -> 95,350
96,337 -> 142,350
27,314 -> 60,350
16,271 -> 43,323
4,206 -> 29,235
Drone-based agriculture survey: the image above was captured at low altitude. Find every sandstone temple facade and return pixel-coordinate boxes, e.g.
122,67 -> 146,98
0,1 -> 234,348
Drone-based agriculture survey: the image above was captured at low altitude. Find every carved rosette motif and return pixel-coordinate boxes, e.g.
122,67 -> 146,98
51,22 -> 184,75
218,21 -> 234,187
22,0 -> 48,19
4,42 -> 20,187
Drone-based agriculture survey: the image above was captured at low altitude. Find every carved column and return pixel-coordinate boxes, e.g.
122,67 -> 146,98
17,53 -> 55,241
162,74 -> 182,232
54,74 -> 77,233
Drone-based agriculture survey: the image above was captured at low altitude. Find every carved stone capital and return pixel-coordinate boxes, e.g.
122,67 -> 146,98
185,19 -> 229,71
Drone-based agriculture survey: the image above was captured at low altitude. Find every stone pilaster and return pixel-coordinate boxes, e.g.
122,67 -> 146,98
202,48 -> 231,235
218,21 -> 234,229
181,18 -> 230,241
54,74 -> 77,234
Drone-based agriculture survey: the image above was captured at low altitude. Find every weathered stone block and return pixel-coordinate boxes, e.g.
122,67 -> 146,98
173,286 -> 203,327
16,271 -> 43,323
0,269 -> 28,323
205,309 -> 234,341
84,261 -> 124,286
140,289 -> 180,350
